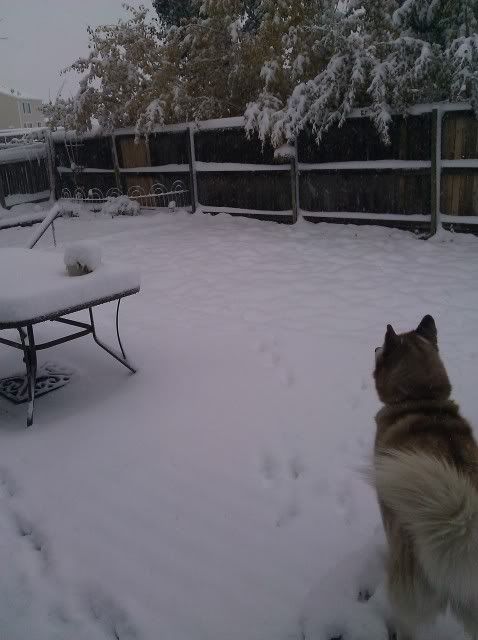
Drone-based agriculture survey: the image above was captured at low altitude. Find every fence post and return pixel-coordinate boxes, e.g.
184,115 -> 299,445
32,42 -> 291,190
45,130 -> 57,202
0,168 -> 5,209
110,134 -> 122,193
290,139 -> 299,224
187,126 -> 198,213
430,108 -> 442,236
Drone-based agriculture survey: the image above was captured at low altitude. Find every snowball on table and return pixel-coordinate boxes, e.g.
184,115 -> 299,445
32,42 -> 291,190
64,241 -> 102,276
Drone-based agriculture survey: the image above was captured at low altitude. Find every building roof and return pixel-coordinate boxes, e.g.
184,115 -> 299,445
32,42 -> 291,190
0,86 -> 41,101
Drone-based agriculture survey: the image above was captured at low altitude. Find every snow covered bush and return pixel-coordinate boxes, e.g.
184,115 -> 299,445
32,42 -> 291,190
64,242 -> 102,276
101,196 -> 140,218
57,199 -> 84,218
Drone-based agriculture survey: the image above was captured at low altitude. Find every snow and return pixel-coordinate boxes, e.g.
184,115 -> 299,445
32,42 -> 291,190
119,164 -> 189,174
299,160 -> 431,171
100,196 -> 140,218
57,200 -> 85,218
0,481 -> 107,640
57,167 -> 114,175
195,161 -> 290,172
0,248 -> 140,325
0,126 -> 47,138
0,201 -> 50,230
302,210 -> 430,222
441,159 -> 478,169
441,214 -> 478,226
0,210 -> 476,639
274,144 -> 296,160
5,190 -> 51,208
64,242 -> 102,274
198,204 -> 293,216
0,143 -> 46,165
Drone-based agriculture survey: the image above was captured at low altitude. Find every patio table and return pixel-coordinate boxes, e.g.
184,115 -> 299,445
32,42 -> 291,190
0,248 -> 140,426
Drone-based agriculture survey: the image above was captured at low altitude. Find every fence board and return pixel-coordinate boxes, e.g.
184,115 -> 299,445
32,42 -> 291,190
441,171 -> 478,216
300,170 -> 431,215
197,172 -> 291,211
194,129 -> 279,165
442,111 -> 478,160
54,137 -> 114,170
149,132 -> 189,166
298,115 -> 431,164
117,136 -> 149,169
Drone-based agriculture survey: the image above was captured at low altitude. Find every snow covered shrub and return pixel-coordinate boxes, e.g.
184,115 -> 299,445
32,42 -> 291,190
57,199 -> 84,218
101,196 -> 140,218
64,242 -> 102,276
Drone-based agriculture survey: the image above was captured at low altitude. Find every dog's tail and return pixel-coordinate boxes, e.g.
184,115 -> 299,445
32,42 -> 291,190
372,450 -> 478,590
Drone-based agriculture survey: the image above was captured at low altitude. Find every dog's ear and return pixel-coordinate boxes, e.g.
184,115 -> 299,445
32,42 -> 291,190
416,315 -> 437,347
383,324 -> 398,352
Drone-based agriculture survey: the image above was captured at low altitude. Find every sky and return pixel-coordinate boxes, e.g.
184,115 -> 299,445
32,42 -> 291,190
0,0 -> 149,101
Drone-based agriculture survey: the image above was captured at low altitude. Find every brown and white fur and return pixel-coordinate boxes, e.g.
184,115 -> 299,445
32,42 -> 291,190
371,315 -> 478,640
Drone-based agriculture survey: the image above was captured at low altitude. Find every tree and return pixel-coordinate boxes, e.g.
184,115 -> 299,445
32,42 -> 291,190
44,1 -> 261,132
162,0 -> 259,121
246,0 -> 478,147
152,0 -> 196,26
245,0 -> 339,145
153,0 -> 261,30
44,5 -> 173,133
44,0 -> 477,144
393,0 -> 478,108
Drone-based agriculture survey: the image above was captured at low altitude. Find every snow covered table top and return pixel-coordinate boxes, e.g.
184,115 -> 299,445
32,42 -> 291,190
0,248 -> 140,328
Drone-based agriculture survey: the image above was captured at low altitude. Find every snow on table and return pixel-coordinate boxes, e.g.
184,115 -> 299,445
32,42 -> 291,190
0,248 -> 140,326
0,211 -> 475,640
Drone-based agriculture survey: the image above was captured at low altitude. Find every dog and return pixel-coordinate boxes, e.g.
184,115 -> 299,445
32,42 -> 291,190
371,315 -> 478,640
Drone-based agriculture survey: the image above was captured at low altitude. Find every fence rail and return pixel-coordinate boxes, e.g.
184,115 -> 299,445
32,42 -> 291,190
0,103 -> 477,233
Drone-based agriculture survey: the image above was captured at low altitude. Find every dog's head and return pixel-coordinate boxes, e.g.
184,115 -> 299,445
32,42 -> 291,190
373,315 -> 451,405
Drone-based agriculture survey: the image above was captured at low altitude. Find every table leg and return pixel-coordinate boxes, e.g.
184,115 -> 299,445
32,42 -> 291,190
89,305 -> 136,374
18,325 -> 37,427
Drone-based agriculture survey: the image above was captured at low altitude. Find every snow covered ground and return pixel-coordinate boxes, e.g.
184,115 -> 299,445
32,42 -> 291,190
0,208 -> 476,639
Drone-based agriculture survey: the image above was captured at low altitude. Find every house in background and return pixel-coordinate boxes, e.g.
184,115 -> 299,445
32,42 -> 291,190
0,88 -> 45,130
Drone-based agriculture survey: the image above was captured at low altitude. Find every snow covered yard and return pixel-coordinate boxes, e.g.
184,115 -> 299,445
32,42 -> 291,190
0,210 -> 476,639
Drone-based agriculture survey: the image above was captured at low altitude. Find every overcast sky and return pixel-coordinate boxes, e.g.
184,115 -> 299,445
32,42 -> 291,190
1,0 -> 149,101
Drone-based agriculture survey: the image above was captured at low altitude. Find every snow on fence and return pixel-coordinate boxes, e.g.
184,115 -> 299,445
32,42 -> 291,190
1,104 -> 476,231
50,103 -> 477,232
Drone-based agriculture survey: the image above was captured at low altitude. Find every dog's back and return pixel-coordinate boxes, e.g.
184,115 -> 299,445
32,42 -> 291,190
372,316 -> 478,639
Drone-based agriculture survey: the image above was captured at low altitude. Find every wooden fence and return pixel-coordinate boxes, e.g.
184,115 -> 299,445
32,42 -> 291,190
0,142 -> 52,209
1,103 -> 477,232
